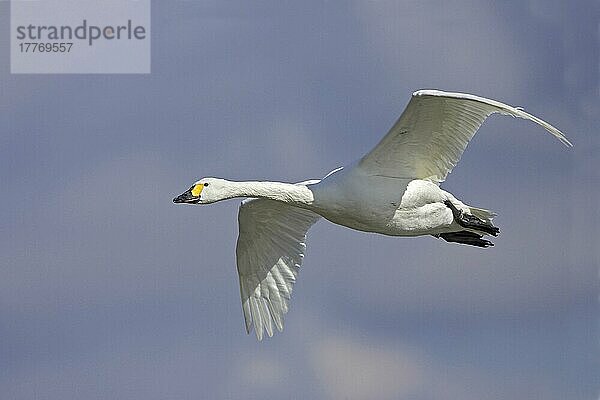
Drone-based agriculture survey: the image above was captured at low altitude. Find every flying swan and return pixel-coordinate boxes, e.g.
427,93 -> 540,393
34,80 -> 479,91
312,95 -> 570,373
174,90 -> 572,340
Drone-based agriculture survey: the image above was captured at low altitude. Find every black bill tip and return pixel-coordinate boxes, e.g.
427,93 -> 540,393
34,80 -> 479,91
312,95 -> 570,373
173,190 -> 199,204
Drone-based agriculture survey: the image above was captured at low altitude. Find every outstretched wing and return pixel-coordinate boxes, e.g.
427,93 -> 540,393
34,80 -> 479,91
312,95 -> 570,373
236,198 -> 320,340
359,90 -> 572,183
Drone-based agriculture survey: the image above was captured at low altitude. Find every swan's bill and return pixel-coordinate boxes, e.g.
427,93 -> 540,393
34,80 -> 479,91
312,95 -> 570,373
173,185 -> 202,204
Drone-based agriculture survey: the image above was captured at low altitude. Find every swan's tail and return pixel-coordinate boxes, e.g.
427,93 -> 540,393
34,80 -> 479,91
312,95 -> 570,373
468,206 -> 496,224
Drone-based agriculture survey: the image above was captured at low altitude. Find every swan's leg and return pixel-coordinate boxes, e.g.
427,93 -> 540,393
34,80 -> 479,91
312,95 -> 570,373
443,200 -> 499,236
435,231 -> 494,248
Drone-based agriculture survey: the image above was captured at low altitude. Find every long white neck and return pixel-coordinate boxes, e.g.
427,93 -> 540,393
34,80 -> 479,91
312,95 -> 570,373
222,180 -> 315,207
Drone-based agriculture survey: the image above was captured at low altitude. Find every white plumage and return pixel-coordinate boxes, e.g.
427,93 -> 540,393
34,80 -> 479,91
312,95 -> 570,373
360,90 -> 571,182
236,198 -> 319,340
174,90 -> 571,340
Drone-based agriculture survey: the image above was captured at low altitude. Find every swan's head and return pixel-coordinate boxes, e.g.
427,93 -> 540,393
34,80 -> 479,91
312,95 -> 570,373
173,177 -> 230,205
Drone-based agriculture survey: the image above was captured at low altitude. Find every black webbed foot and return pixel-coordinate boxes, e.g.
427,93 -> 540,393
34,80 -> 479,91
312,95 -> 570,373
444,200 -> 499,236
436,231 -> 494,248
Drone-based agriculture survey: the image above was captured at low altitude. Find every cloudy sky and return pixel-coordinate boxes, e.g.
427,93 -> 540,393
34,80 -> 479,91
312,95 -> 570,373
1,1 -> 598,399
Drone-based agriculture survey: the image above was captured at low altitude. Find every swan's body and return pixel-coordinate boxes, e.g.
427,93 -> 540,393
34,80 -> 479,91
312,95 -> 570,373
174,90 -> 571,340
312,168 -> 460,236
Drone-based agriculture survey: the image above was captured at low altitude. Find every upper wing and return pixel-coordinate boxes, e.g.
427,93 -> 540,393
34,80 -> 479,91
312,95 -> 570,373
236,198 -> 320,340
359,90 -> 572,183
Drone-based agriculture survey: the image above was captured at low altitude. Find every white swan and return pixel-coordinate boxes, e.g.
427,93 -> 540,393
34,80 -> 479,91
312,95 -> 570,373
174,90 -> 572,340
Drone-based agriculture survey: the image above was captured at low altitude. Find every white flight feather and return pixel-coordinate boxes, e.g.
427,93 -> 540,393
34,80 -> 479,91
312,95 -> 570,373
359,90 -> 571,183
236,195 -> 320,340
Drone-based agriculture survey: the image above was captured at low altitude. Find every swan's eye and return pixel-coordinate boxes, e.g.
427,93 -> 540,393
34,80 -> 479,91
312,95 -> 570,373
204,183 -> 209,187
191,184 -> 204,197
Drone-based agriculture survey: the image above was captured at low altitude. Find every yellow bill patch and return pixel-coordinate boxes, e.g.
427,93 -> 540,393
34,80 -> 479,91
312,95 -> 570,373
191,184 -> 204,197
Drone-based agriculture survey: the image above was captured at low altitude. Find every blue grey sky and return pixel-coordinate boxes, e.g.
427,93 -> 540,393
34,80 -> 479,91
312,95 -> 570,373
1,1 -> 598,399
